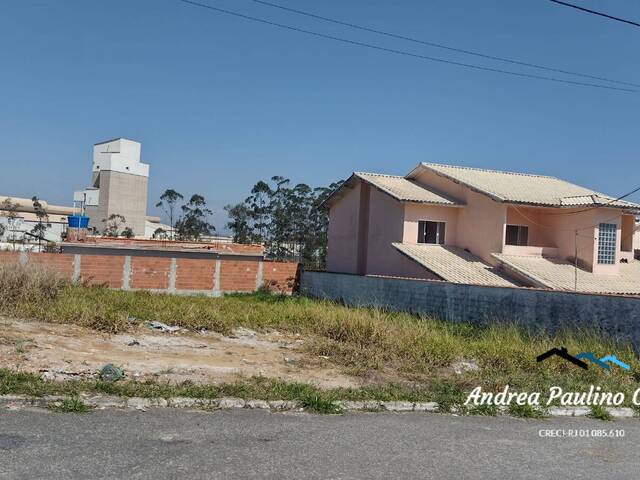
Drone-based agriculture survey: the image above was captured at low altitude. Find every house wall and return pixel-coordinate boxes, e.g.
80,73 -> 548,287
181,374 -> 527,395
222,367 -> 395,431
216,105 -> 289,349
538,208 -> 623,274
621,215 -> 635,253
402,204 -> 459,245
505,207 -> 555,247
326,181 -> 361,274
409,169 -> 506,263
364,186 -> 404,276
456,190 -> 507,263
327,180 -> 438,280
408,169 -> 632,272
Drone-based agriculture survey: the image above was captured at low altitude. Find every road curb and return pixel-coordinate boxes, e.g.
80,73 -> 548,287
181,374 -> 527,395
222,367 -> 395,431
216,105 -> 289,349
0,394 -> 637,418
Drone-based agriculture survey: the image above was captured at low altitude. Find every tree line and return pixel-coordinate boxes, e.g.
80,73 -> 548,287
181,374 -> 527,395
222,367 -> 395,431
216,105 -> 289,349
224,177 -> 343,268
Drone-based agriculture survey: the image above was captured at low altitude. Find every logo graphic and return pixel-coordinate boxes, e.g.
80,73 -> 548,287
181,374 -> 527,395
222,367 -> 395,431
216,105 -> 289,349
537,346 -> 630,371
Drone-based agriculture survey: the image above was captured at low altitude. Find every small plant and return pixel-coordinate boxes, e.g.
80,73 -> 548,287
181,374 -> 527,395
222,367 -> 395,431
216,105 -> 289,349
431,381 -> 467,413
507,404 -> 546,419
51,396 -> 91,413
468,404 -> 499,416
588,405 -> 613,421
298,393 -> 342,414
15,339 -> 29,354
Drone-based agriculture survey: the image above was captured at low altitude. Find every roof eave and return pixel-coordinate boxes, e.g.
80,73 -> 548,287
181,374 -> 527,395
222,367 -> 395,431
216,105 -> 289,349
321,173 -> 464,209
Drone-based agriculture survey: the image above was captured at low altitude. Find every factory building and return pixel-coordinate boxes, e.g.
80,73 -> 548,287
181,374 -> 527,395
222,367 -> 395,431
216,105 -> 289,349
75,138 -> 150,236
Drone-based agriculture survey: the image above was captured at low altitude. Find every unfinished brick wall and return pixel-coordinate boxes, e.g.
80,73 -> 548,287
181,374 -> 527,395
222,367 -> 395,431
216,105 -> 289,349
130,257 -> 172,290
175,258 -> 216,291
263,261 -> 299,293
28,253 -> 75,277
80,255 -> 124,288
220,260 -> 259,292
0,251 -> 298,295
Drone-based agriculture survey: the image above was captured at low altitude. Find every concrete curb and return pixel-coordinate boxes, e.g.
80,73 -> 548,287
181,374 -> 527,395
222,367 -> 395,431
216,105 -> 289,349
0,395 -> 637,418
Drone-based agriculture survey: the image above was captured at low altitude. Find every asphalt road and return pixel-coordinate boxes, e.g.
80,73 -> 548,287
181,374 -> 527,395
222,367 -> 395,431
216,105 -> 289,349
1,409 -> 638,479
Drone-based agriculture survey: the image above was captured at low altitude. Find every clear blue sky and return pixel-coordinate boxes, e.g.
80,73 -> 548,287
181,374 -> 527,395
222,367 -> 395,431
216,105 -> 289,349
1,0 -> 639,231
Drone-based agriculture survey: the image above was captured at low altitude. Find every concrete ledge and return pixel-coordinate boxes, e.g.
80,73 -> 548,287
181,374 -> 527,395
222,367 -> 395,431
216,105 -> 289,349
2,395 -> 637,419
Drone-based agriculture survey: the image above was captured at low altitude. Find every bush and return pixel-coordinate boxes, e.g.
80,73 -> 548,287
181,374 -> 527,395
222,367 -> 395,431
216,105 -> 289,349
0,263 -> 68,312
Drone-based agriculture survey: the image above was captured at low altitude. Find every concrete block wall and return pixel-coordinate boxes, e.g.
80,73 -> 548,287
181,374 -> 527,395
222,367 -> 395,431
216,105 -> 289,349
300,271 -> 640,347
0,251 -> 298,295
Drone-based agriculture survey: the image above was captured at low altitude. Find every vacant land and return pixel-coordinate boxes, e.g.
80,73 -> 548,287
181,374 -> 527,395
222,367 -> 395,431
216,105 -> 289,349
1,264 -> 639,413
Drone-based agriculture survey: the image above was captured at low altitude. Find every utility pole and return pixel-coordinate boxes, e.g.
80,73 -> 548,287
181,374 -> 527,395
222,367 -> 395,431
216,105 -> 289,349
574,230 -> 578,291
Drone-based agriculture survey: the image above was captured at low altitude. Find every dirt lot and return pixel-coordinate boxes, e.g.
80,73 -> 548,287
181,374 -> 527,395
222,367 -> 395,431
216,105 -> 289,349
0,318 -> 359,389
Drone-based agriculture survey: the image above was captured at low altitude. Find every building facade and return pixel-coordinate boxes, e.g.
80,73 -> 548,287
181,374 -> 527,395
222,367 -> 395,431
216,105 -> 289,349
325,163 -> 640,295
76,138 -> 149,236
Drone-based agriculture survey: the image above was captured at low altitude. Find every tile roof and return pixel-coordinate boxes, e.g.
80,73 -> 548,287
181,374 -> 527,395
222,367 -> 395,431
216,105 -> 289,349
415,163 -> 640,210
493,253 -> 640,295
392,243 -> 519,287
354,173 -> 462,205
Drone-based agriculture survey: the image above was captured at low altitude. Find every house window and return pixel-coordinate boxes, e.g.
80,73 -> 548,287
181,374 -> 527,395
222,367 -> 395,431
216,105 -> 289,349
505,225 -> 528,246
597,223 -> 617,264
418,221 -> 445,245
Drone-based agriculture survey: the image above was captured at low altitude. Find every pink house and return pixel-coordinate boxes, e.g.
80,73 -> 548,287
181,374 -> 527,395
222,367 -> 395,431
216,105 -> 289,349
325,163 -> 640,295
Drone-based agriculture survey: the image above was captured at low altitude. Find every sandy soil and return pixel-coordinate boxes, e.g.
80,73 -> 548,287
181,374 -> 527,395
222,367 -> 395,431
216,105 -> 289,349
0,318 -> 359,389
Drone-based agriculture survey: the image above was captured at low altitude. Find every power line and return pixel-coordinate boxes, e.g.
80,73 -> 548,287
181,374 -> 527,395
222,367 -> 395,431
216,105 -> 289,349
178,0 -> 634,92
549,0 -> 640,28
248,0 -> 640,88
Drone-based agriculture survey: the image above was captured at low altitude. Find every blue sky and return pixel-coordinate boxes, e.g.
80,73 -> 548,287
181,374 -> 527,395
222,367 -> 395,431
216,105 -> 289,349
1,0 -> 638,231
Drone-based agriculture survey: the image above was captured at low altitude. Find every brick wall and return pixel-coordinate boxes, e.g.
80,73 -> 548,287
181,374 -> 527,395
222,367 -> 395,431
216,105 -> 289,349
300,271 -> 640,348
175,258 -> 215,291
0,251 -> 298,295
80,255 -> 125,288
130,257 -> 172,290
263,261 -> 299,293
220,260 -> 259,292
28,253 -> 75,277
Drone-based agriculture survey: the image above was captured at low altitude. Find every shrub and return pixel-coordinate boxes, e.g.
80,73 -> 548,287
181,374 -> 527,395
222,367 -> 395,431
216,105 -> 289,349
0,263 -> 68,312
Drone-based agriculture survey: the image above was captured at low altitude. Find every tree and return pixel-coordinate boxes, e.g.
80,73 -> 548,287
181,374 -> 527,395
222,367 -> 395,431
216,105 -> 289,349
0,223 -> 5,239
231,177 -> 342,268
224,203 -> 252,244
156,189 -> 183,240
0,197 -> 18,246
175,194 -> 215,241
102,214 -> 126,237
152,227 -> 168,240
245,181 -> 271,244
31,196 -> 51,251
121,227 -> 134,238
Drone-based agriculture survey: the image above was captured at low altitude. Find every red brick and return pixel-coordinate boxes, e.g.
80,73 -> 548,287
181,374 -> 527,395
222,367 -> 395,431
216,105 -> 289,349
130,257 -> 171,290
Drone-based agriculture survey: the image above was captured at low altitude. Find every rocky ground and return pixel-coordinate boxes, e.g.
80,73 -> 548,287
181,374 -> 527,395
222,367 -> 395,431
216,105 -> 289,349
0,317 -> 359,389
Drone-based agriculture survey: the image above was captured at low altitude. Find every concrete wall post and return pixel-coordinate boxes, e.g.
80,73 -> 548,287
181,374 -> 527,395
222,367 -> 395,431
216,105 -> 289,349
122,256 -> 132,290
168,258 -> 177,293
256,260 -> 264,290
213,259 -> 222,296
72,254 -> 81,283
